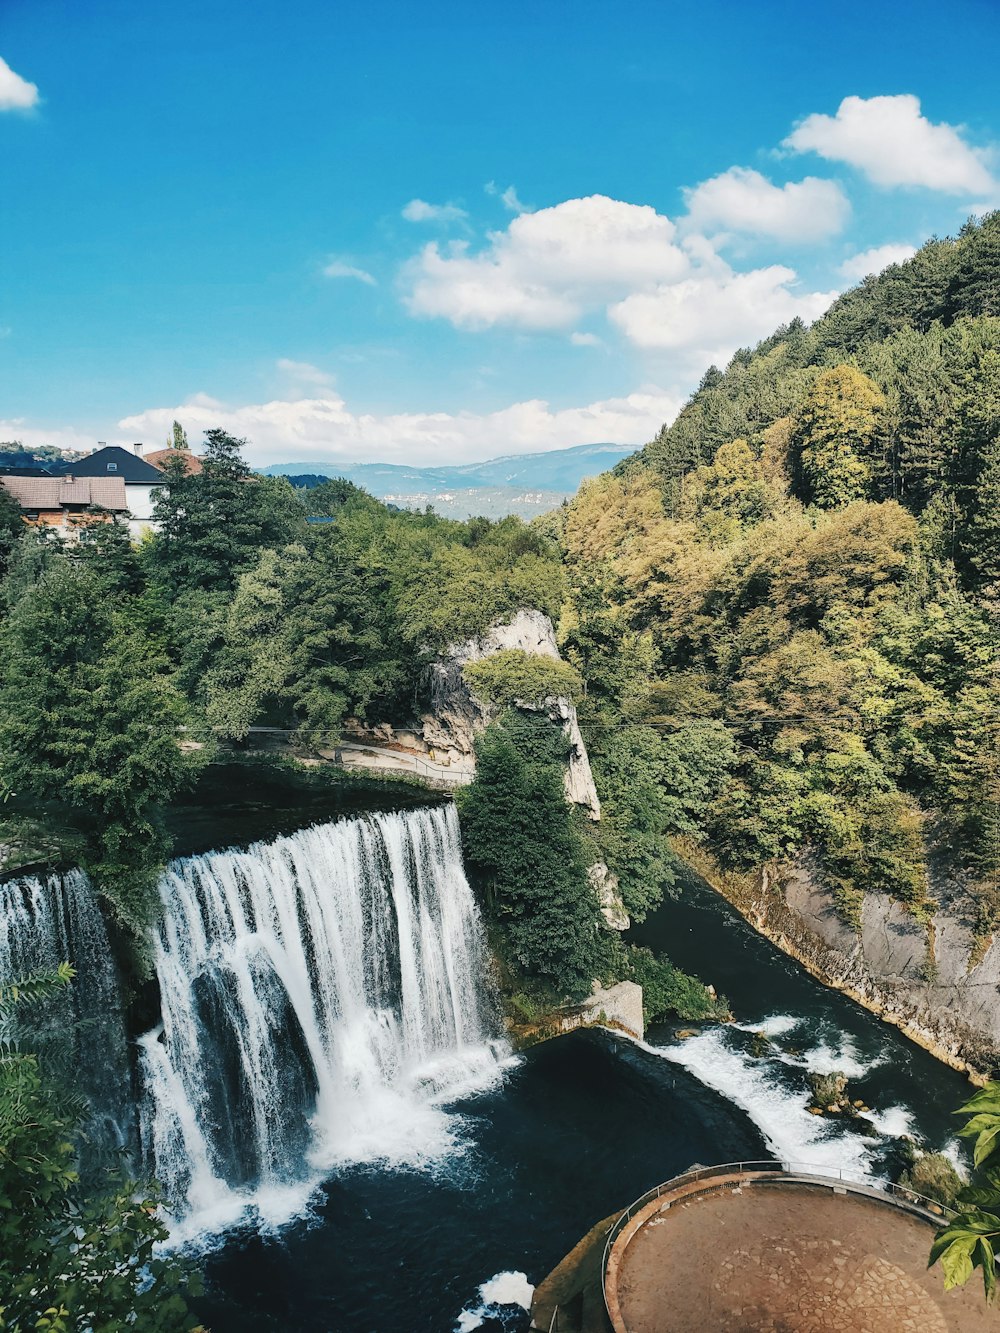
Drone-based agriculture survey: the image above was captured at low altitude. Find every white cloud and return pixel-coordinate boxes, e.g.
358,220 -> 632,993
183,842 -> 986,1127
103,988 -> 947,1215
570,332 -> 602,347
609,264 -> 836,368
402,199 -> 469,224
784,94 -> 996,194
683,166 -> 850,241
486,181 -> 527,213
838,242 -> 917,281
405,194 -> 689,330
0,419 -> 98,452
0,56 -> 39,112
275,358 -> 335,388
116,387 -> 683,467
322,259 -> 377,285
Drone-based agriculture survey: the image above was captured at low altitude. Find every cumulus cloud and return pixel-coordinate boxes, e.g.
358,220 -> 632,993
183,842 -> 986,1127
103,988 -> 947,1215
0,56 -> 39,111
117,387 -> 682,467
322,259 -> 377,285
838,242 -> 917,281
402,198 -> 469,224
570,331 -> 602,347
275,358 -> 335,388
609,263 -> 836,369
683,166 -> 850,241
405,194 -> 689,330
784,94 -> 996,194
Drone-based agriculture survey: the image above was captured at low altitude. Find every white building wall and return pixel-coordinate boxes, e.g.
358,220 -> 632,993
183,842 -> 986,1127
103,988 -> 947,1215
124,482 -> 160,521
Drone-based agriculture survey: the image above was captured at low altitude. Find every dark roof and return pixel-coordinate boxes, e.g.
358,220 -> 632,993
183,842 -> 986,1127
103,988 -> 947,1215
1,475 -> 129,512
57,445 -> 164,484
0,465 -> 57,477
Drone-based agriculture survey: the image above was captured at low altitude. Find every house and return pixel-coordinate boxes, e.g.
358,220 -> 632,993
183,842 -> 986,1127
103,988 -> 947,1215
0,473 -> 130,533
56,444 -> 167,535
143,447 -> 204,476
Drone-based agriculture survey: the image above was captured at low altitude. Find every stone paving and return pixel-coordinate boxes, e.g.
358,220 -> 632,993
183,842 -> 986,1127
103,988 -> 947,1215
612,1181 -> 995,1332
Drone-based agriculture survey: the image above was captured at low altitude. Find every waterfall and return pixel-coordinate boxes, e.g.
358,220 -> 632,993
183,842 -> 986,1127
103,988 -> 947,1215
0,868 -> 131,1161
139,803 -> 508,1236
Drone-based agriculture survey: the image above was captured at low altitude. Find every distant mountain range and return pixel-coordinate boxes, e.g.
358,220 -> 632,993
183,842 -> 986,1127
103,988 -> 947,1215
261,443 -> 635,519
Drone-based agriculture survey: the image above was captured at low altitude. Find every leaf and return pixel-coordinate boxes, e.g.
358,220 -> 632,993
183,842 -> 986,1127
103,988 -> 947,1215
977,1237 -> 997,1304
940,1235 -> 976,1290
975,1127 -> 1000,1169
958,1186 -> 1000,1208
957,1085 -> 1000,1118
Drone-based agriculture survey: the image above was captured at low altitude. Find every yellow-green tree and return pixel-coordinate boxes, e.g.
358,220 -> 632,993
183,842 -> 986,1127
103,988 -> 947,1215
794,365 -> 885,508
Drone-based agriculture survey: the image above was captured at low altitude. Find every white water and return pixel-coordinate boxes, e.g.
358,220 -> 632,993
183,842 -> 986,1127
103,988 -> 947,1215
455,1271 -> 534,1332
643,1014 -> 914,1179
0,868 -> 130,1151
139,804 -> 509,1236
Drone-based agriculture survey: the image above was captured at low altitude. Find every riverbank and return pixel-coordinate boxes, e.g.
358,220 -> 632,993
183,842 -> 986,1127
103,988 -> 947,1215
671,838 -> 996,1085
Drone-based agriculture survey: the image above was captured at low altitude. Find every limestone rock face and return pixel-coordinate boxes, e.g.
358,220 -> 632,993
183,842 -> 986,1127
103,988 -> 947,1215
725,852 -> 1000,1077
421,607 -> 602,820
589,860 -> 630,931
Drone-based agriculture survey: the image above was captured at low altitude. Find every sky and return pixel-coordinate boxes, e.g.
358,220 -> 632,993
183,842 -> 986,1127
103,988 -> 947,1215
1,0 -> 999,467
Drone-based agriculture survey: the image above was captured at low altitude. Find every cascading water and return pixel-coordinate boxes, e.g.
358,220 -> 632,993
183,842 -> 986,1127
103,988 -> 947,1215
0,868 -> 131,1161
139,804 -> 508,1236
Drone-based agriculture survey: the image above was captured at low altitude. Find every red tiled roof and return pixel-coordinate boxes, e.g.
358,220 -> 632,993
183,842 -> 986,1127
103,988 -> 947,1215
0,475 -> 129,512
144,448 -> 204,475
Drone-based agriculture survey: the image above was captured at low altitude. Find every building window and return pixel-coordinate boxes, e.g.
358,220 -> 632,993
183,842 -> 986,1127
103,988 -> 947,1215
107,462 -> 118,472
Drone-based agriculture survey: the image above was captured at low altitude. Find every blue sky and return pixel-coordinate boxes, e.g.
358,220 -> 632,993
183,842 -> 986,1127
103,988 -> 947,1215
2,0 -> 999,465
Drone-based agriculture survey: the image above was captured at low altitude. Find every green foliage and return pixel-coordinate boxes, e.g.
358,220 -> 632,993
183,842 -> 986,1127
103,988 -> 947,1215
0,483 -> 24,581
463,649 -> 583,710
793,365 -> 884,508
929,1081 -> 1000,1304
458,714 -> 609,1000
0,969 -> 199,1331
565,218 -> 1000,911
621,946 -> 727,1024
899,1151 -> 964,1210
588,722 -> 735,920
0,564 -> 201,931
150,428 -> 304,596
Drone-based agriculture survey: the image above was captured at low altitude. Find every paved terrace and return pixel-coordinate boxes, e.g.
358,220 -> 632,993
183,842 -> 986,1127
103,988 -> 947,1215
603,1167 -> 994,1333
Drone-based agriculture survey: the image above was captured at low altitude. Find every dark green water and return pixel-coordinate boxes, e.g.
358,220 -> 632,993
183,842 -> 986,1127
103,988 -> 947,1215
193,842 -> 971,1332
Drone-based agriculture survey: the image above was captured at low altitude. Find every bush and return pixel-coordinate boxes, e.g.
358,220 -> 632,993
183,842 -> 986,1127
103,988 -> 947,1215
463,650 -> 583,710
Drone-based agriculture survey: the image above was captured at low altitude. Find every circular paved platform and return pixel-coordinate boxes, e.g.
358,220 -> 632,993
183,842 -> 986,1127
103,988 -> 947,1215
605,1172 -> 994,1333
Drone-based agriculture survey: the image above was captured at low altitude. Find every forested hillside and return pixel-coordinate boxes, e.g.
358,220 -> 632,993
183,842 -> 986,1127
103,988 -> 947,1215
557,211 -> 1000,929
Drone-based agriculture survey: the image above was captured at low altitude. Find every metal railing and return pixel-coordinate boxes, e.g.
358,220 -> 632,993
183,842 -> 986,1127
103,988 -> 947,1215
601,1159 -> 958,1325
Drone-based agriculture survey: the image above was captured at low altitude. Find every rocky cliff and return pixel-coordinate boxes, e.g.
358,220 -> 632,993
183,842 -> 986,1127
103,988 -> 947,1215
677,839 -> 1000,1081
422,607 -> 602,819
338,609 -> 628,930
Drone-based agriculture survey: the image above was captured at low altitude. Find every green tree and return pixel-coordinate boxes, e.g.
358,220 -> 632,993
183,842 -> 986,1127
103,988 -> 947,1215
0,564 -> 199,932
458,714 -> 607,999
794,366 -> 885,508
151,428 -> 303,596
0,484 -> 23,582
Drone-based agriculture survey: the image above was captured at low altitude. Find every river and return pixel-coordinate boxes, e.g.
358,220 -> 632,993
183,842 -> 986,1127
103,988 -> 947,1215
0,780 -> 972,1332
194,846 -> 972,1332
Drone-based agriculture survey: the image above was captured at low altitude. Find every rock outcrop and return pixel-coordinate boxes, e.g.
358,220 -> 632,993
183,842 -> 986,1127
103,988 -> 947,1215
679,839 -> 1000,1080
423,607 -> 602,820
589,860 -> 630,930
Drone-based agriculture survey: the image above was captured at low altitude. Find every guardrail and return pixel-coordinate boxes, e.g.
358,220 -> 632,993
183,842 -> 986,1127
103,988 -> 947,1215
601,1159 -> 958,1326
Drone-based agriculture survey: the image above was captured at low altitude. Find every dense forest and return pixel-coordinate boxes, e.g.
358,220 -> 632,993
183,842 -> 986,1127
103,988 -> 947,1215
559,211 -> 1000,929
1,212 -> 999,1324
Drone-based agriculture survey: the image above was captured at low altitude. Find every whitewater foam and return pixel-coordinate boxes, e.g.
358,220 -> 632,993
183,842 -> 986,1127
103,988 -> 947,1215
139,805 -> 510,1238
455,1271 -> 534,1332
